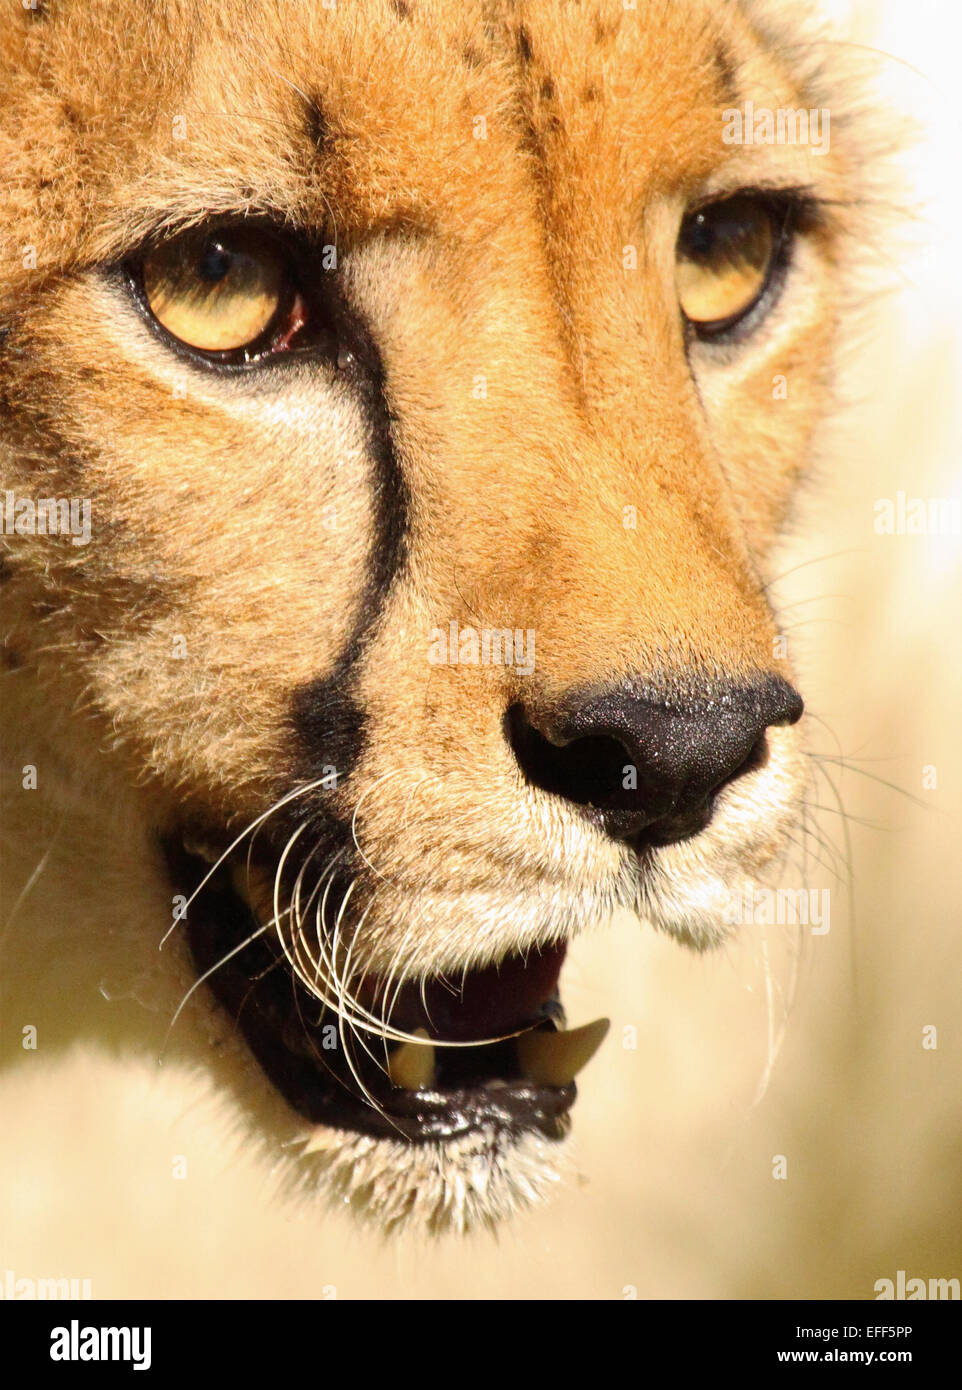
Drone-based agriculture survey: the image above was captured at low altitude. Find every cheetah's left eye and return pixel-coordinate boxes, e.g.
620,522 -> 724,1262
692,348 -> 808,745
675,195 -> 789,339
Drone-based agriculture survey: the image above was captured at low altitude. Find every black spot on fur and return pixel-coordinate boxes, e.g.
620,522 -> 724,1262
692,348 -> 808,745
390,0 -> 412,18
521,101 -> 563,159
301,95 -> 331,154
516,24 -> 533,65
593,11 -> 621,45
59,101 -> 86,131
540,76 -> 556,103
582,82 -> 601,103
713,44 -> 740,107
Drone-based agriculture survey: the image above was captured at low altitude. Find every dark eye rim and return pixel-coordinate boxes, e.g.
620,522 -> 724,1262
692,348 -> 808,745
122,214 -> 339,373
677,189 -> 814,344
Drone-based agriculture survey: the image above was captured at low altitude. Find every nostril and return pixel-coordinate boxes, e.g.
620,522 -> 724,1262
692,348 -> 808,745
505,704 -> 638,811
728,731 -> 770,785
506,674 -> 801,851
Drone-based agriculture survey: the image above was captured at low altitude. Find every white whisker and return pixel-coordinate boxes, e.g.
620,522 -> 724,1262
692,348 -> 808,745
158,777 -> 331,947
161,907 -> 291,1056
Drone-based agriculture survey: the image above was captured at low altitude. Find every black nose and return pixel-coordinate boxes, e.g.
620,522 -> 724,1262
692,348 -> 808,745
506,675 -> 803,850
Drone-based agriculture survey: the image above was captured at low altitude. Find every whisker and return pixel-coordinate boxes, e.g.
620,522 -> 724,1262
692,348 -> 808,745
161,909 -> 289,1057
349,767 -> 415,881
158,776 -> 331,947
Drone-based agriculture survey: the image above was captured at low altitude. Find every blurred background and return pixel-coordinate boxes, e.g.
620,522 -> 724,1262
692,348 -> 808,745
1,0 -> 959,1298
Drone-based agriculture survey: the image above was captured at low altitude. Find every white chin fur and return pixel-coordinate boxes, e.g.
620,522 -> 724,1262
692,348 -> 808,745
639,874 -> 737,950
292,1124 -> 569,1235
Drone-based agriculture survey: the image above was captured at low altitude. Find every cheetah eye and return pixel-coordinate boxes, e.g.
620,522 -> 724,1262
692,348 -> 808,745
137,224 -> 307,361
675,194 -> 790,339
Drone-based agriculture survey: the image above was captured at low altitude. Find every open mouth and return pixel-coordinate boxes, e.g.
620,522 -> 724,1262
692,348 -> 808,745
163,833 -> 608,1146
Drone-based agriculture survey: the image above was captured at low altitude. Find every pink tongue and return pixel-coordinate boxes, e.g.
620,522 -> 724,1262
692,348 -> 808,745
368,942 -> 567,1043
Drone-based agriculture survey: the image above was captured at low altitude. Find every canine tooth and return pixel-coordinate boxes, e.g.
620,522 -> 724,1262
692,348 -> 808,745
538,997 -> 566,1028
517,1017 -> 610,1087
388,1028 -> 436,1091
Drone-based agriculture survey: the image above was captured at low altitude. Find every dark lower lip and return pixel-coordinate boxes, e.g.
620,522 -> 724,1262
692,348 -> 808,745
162,837 -> 576,1145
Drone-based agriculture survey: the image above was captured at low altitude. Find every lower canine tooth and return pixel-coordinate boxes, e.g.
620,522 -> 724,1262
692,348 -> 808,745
388,1028 -> 436,1090
517,1017 -> 610,1086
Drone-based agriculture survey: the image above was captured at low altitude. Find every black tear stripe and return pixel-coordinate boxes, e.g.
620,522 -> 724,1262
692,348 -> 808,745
288,304 -> 409,802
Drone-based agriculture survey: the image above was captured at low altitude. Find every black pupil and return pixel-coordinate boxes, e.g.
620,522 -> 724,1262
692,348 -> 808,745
682,203 -> 766,265
686,211 -> 717,260
197,241 -> 233,283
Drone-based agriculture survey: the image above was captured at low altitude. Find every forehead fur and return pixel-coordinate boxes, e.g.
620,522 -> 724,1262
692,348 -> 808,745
1,0 -> 857,269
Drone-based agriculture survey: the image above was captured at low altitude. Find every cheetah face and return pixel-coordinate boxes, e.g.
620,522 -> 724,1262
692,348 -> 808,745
0,0 -> 871,1230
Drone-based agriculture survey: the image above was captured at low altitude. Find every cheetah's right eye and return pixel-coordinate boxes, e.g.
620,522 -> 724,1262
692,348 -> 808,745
136,224 -> 308,362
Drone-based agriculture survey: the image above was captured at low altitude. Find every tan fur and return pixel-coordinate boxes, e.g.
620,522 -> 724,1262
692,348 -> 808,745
0,0 -> 890,1233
